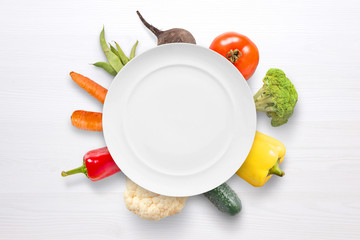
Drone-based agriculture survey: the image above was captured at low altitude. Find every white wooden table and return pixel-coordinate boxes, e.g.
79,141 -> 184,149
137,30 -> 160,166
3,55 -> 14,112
1,0 -> 359,239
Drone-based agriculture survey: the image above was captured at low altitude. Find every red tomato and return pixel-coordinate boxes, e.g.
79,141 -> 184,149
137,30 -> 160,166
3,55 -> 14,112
209,32 -> 259,80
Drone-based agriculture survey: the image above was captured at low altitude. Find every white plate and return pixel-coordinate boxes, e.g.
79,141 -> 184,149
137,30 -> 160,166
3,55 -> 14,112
103,43 -> 256,197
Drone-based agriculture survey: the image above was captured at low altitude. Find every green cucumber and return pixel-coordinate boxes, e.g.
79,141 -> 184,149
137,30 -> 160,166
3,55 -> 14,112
203,183 -> 242,216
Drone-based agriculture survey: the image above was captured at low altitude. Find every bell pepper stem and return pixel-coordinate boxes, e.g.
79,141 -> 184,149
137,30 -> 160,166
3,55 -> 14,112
268,160 -> 285,177
61,163 -> 87,177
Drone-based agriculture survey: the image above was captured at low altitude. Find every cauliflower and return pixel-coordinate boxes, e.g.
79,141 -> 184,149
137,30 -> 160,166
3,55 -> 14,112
124,178 -> 187,220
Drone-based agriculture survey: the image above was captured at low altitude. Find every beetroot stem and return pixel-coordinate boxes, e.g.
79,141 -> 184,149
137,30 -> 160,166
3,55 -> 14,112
136,11 -> 162,37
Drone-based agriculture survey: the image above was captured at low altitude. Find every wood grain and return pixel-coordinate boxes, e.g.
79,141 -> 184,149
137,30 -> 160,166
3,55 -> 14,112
0,0 -> 360,239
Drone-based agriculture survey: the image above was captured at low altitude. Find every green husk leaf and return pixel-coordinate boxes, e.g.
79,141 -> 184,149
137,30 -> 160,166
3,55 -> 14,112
100,27 -> 123,72
114,42 -> 129,65
93,62 -> 117,76
110,44 -> 122,60
130,41 -> 138,59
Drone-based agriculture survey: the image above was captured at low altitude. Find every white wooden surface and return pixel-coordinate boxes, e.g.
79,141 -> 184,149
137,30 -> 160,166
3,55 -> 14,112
1,0 -> 360,239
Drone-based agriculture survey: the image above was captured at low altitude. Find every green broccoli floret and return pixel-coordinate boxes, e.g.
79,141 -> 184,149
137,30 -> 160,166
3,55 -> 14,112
253,68 -> 298,127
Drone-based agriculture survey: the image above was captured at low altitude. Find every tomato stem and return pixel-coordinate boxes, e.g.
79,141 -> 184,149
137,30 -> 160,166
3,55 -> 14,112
226,49 -> 242,63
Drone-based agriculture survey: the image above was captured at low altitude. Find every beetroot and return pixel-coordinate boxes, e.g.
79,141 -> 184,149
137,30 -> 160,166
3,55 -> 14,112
136,11 -> 196,45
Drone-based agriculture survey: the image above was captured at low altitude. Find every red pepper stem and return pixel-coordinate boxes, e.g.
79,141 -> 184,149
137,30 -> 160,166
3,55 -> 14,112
61,163 -> 88,177
268,160 -> 285,177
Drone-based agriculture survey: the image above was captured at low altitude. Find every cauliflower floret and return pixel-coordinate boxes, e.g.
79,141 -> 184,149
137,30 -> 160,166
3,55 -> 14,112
124,178 -> 187,220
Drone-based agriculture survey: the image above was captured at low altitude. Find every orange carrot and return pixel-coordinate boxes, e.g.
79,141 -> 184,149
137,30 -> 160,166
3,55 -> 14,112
71,110 -> 103,131
70,72 -> 108,104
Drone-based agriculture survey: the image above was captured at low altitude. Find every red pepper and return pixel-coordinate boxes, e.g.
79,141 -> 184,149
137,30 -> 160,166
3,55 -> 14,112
61,147 -> 120,181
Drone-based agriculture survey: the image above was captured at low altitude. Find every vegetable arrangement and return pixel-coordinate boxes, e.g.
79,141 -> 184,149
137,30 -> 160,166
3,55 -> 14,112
124,178 -> 187,221
62,147 -> 120,181
254,69 -> 298,127
71,110 -> 103,131
63,11 -> 298,221
70,71 -> 107,104
136,11 -> 196,45
209,32 -> 259,80
94,27 -> 138,75
204,183 -> 242,216
236,131 -> 285,187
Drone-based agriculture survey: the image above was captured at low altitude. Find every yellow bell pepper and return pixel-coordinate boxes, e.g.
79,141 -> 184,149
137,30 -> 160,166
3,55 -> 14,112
236,131 -> 285,187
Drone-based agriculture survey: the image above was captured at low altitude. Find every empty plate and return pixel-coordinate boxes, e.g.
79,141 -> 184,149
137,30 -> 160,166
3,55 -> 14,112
103,43 -> 256,196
